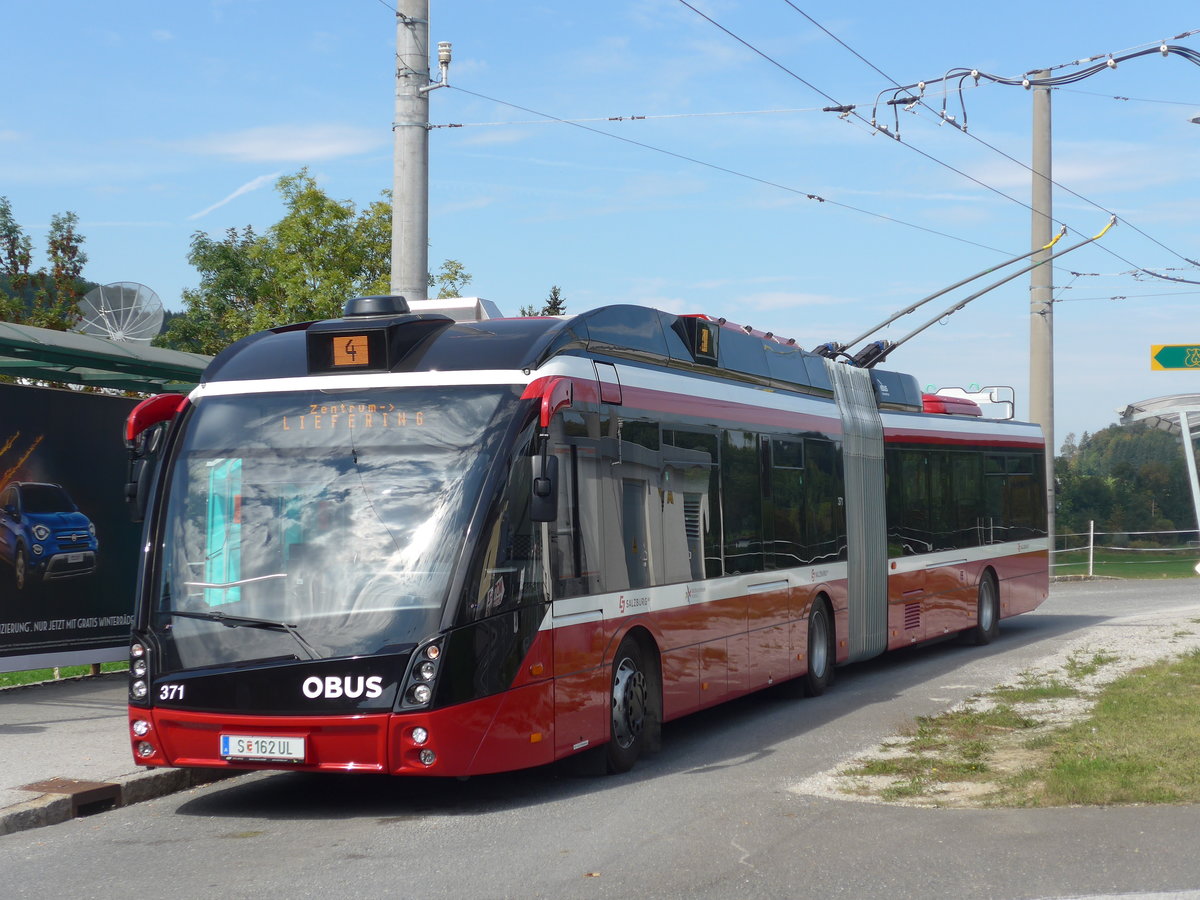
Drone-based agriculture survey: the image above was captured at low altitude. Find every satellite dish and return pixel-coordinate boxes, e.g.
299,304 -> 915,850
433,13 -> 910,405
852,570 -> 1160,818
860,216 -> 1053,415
75,282 -> 165,344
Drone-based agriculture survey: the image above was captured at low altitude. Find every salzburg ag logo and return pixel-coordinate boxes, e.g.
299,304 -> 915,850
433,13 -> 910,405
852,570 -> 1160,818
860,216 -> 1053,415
302,675 -> 384,700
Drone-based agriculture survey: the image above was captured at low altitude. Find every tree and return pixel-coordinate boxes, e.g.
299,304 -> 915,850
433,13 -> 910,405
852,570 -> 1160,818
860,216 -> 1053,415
1059,432 -> 1078,462
429,259 -> 471,299
519,285 -> 567,317
0,197 -> 89,331
1055,422 -> 1192,540
158,227 -> 269,355
159,170 -> 469,355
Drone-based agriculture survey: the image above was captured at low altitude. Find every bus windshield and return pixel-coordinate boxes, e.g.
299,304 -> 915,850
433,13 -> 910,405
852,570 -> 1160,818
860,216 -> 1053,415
151,385 -> 519,671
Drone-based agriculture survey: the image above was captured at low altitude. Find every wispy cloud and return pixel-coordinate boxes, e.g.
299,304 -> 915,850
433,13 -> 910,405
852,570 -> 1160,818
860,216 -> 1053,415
179,124 -> 383,163
188,171 -> 282,220
456,128 -> 534,148
732,291 -> 843,311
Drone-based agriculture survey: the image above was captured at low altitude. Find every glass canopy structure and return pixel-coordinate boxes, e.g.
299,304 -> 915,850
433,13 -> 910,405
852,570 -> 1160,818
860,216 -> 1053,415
0,321 -> 209,393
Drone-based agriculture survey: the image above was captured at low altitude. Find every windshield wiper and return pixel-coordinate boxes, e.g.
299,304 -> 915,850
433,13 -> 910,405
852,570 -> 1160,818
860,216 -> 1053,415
165,609 -> 321,660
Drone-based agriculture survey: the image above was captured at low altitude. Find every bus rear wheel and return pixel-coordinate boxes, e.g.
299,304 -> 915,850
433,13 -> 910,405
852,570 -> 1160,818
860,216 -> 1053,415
802,599 -> 834,697
607,636 -> 649,774
967,574 -> 1000,645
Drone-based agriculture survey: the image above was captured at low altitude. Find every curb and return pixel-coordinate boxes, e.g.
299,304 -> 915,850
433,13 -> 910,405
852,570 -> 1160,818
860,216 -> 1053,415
0,767 -> 242,837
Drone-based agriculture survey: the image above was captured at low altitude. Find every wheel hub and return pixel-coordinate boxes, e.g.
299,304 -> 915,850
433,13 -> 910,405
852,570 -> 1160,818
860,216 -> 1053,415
611,657 -> 647,749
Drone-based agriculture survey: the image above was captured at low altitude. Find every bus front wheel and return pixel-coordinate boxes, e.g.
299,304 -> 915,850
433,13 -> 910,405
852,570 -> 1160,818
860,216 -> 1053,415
607,636 -> 649,774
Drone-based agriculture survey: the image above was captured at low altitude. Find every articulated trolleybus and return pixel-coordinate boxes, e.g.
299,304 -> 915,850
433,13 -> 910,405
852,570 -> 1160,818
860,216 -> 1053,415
124,297 -> 1047,777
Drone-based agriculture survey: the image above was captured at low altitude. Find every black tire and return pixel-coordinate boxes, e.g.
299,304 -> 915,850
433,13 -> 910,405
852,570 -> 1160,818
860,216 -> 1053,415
802,598 -> 834,697
607,636 -> 649,774
967,574 -> 1000,645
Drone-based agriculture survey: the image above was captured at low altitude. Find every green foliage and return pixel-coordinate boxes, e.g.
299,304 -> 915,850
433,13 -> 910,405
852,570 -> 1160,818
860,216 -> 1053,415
429,258 -> 472,299
1041,650 -> 1200,805
519,285 -> 567,317
0,661 -> 127,689
158,170 -> 469,355
0,197 -> 90,331
1052,548 -> 1198,579
1055,423 -> 1194,538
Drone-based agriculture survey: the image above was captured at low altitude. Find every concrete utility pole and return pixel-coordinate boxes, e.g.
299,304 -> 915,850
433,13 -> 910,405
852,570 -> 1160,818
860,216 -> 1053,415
1029,70 -> 1055,541
391,2 -> 431,301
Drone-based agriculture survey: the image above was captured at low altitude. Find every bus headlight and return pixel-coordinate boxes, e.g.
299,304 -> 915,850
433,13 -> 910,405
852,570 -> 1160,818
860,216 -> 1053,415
408,683 -> 432,705
399,640 -> 443,709
130,641 -> 151,705
411,727 -> 429,746
132,719 -> 151,737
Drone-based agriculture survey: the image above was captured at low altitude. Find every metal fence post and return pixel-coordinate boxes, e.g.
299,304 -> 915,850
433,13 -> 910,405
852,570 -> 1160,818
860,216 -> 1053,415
1088,520 -> 1095,578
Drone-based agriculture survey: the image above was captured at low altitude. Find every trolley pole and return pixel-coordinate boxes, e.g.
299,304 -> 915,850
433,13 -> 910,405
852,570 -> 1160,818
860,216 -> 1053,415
1029,70 -> 1056,543
391,2 -> 431,301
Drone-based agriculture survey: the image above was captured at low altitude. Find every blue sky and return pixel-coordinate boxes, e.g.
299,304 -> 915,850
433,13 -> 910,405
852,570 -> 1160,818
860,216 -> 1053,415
3,1 -> 1200,445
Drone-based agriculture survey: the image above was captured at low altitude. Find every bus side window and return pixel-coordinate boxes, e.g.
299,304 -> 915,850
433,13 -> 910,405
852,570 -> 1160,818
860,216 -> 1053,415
552,412 -> 605,599
806,438 -> 846,563
663,429 -> 720,579
770,437 -> 805,568
462,436 -> 549,620
720,429 -> 764,575
951,452 -> 984,549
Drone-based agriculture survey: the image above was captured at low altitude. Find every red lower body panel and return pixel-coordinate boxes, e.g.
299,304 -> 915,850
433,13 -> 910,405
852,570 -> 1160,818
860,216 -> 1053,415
129,681 -> 556,777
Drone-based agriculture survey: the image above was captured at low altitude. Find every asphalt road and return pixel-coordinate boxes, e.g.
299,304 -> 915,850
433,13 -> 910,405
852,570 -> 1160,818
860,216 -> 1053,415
3,579 -> 1200,900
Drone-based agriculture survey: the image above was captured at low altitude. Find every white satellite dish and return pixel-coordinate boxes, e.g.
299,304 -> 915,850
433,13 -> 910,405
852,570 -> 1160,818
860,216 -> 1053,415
75,282 -> 165,344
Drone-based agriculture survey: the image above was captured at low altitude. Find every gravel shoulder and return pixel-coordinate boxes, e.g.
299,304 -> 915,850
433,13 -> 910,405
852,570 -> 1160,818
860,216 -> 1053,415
791,588 -> 1200,807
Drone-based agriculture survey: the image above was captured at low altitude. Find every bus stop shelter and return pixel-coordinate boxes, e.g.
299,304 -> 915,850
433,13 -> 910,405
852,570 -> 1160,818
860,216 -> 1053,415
1120,394 -> 1200,569
0,321 -> 209,392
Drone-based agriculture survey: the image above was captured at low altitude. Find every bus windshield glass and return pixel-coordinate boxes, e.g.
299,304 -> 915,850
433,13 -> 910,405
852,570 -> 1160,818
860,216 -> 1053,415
151,385 -> 518,671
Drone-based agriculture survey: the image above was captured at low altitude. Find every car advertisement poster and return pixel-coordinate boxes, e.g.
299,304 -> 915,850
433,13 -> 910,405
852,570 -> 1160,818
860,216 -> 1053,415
0,382 -> 140,671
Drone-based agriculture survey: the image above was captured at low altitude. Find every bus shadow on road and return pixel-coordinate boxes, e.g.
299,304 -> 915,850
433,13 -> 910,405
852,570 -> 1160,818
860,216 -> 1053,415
173,611 -> 1103,821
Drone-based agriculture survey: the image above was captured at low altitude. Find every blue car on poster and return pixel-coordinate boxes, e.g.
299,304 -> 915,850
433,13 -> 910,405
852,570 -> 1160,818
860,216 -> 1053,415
0,482 -> 98,591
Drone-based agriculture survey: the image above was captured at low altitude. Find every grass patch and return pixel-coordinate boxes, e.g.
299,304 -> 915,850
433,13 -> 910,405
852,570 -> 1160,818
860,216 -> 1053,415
843,648 -> 1200,807
992,671 -> 1078,703
1039,650 -> 1200,805
880,777 -> 929,801
1064,649 -> 1119,681
936,703 -> 1039,739
0,662 -> 127,689
1052,548 -> 1199,579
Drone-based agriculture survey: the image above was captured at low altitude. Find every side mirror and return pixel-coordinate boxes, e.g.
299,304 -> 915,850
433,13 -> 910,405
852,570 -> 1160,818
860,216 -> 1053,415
124,394 -> 185,524
126,420 -> 170,524
530,453 -> 559,523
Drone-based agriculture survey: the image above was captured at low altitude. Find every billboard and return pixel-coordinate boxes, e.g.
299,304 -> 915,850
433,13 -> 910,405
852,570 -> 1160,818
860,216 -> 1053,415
0,383 -> 140,671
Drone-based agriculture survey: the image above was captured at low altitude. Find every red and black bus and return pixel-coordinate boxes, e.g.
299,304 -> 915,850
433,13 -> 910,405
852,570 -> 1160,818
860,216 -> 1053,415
124,297 -> 1047,776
